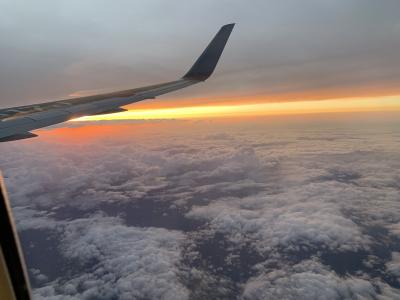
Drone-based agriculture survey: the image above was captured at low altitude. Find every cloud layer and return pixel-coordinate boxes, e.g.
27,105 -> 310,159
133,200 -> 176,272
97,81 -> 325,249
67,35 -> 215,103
1,116 -> 400,299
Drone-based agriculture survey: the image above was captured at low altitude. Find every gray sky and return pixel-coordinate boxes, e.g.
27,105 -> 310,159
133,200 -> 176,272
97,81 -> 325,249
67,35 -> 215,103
1,0 -> 400,107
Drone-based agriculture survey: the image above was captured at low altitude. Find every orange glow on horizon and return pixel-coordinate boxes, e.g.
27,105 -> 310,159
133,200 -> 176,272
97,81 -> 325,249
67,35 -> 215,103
74,94 -> 400,121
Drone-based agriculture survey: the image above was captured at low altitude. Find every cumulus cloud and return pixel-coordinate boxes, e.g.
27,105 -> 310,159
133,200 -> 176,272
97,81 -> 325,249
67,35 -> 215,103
386,252 -> 400,280
186,183 -> 371,253
0,117 -> 399,298
33,215 -> 188,300
242,259 -> 390,300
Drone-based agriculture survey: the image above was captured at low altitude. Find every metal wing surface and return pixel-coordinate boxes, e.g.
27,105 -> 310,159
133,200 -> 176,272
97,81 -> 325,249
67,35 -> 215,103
0,23 -> 234,142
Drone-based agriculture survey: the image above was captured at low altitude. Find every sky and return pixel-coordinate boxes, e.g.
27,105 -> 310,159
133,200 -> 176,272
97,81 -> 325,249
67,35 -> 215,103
1,0 -> 400,118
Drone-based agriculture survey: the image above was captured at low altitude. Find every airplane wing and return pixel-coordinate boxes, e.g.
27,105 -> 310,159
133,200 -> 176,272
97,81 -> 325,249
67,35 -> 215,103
0,23 -> 235,142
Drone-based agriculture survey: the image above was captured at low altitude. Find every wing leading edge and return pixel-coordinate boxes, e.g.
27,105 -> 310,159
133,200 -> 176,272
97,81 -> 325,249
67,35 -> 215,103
0,23 -> 235,142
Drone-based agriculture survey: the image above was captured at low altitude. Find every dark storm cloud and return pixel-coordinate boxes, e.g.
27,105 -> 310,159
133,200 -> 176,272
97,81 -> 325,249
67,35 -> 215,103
1,117 -> 400,299
1,0 -> 400,108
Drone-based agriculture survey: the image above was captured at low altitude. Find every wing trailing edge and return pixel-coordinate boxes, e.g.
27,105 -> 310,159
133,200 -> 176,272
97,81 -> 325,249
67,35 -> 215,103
0,132 -> 37,143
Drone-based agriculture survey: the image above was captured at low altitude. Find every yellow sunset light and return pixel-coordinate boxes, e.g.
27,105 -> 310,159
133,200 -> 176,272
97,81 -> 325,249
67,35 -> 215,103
74,95 -> 400,121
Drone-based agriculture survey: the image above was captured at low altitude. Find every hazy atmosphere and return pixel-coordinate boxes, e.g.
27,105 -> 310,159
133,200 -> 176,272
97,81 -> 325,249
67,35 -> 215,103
1,0 -> 400,112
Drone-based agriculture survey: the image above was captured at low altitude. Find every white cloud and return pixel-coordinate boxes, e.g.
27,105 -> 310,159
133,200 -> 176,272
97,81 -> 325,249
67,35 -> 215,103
33,215 -> 188,300
1,118 -> 399,298
386,252 -> 400,279
186,183 -> 371,253
242,260 -> 379,300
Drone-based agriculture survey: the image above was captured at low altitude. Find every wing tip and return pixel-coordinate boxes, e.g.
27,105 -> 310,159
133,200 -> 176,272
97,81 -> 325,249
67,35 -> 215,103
222,23 -> 235,29
183,23 -> 235,81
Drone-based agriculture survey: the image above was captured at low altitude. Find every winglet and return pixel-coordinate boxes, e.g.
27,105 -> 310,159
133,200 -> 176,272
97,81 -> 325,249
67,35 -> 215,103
183,23 -> 235,81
